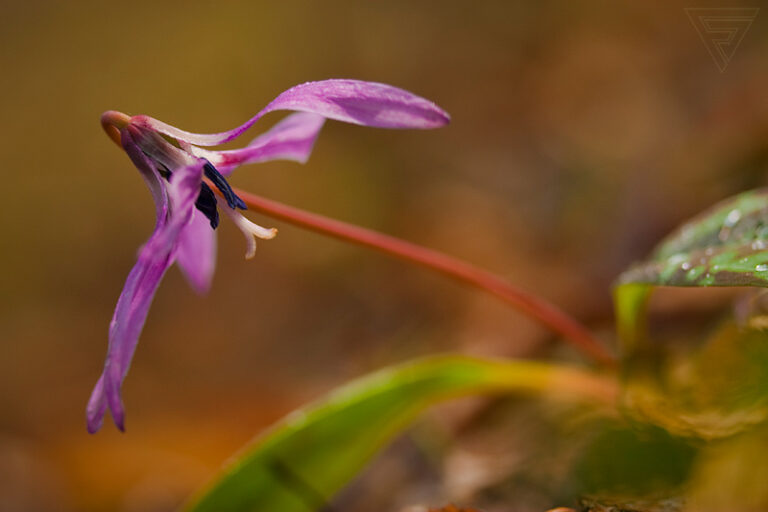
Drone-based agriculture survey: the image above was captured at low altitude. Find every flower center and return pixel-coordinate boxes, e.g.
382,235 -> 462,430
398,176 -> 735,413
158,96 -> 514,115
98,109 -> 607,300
156,158 -> 247,230
126,123 -> 276,254
197,160 -> 247,229
202,160 -> 247,211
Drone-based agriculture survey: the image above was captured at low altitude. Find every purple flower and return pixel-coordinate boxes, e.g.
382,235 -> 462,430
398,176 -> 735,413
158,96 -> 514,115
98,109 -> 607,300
88,80 -> 450,433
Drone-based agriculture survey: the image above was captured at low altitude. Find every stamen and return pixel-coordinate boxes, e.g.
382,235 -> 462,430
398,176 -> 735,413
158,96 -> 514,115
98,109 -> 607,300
156,161 -> 172,180
221,204 -> 277,259
203,160 -> 247,210
195,182 -> 220,229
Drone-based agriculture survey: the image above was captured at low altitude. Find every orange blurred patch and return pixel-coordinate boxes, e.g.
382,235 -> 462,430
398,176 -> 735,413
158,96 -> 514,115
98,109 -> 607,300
428,504 -> 483,512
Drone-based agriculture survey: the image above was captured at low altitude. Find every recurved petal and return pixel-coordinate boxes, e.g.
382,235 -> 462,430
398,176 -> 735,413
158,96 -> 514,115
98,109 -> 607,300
87,161 -> 205,433
132,79 -> 450,146
261,80 -> 451,129
88,236 -> 175,432
194,112 -> 326,175
86,375 -> 108,434
176,208 -> 217,294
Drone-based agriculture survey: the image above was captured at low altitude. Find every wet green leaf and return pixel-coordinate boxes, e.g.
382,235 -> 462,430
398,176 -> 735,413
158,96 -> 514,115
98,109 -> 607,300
184,355 -> 615,512
618,189 -> 768,288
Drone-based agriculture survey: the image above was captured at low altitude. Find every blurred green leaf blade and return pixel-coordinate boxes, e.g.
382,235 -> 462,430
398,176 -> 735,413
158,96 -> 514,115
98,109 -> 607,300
618,188 -> 768,288
185,355 -> 614,512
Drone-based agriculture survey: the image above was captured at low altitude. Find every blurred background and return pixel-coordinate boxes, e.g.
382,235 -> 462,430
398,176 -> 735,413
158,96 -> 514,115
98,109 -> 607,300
2,1 -> 768,510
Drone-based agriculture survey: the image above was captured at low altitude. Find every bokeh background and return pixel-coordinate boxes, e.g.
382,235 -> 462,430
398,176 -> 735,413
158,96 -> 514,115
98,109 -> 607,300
2,1 -> 768,510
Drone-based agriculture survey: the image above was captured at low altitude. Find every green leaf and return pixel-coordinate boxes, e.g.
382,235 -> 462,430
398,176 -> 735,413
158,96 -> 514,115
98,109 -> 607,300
618,189 -> 768,288
184,355 -> 615,512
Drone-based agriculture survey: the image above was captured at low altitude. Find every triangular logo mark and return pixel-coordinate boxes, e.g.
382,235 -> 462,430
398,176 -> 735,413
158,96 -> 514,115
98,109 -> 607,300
686,7 -> 759,72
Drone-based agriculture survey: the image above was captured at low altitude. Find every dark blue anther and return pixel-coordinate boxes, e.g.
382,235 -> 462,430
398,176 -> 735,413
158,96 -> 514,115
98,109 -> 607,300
195,182 -> 220,229
202,160 -> 247,210
156,162 -> 172,180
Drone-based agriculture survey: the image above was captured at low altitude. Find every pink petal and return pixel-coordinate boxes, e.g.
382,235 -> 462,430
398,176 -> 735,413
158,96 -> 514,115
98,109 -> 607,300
87,161 -> 204,433
121,128 -> 168,222
86,375 -> 108,434
133,79 -> 450,147
176,209 -> 217,294
88,235 -> 175,432
197,112 -> 326,175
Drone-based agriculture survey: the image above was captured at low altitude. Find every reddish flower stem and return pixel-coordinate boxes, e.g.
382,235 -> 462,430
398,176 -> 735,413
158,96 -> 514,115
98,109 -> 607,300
232,187 -> 616,366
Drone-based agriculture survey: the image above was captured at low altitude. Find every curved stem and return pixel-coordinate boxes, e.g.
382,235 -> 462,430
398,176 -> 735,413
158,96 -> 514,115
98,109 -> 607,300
233,188 -> 616,366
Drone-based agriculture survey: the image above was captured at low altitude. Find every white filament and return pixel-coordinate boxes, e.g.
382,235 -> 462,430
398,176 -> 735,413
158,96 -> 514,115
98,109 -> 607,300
221,204 -> 277,259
